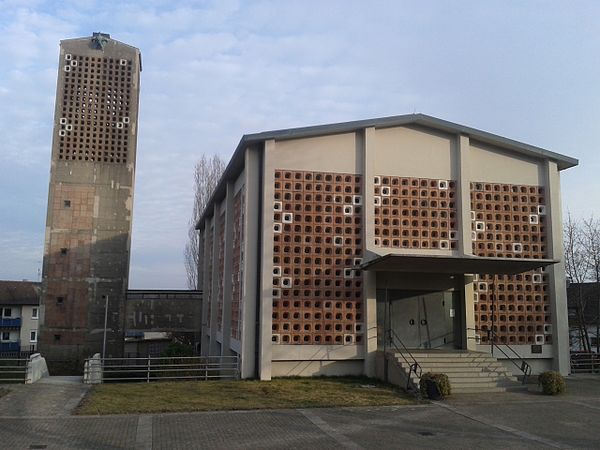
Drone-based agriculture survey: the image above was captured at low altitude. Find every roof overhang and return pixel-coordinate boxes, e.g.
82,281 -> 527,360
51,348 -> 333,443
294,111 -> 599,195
359,254 -> 559,275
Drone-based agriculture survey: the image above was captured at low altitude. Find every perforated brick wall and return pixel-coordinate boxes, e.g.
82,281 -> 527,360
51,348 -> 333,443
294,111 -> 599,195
271,170 -> 364,345
470,182 -> 551,345
231,190 -> 245,340
57,53 -> 133,164
373,176 -> 458,249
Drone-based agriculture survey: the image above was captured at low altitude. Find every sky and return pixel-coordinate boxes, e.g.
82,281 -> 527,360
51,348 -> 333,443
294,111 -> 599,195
0,0 -> 599,288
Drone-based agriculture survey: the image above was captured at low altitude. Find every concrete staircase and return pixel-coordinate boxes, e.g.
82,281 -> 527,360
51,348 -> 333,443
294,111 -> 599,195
387,350 -> 525,394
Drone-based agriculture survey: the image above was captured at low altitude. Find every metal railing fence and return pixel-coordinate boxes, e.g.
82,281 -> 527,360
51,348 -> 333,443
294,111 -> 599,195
84,355 -> 240,383
0,358 -> 29,383
570,353 -> 600,373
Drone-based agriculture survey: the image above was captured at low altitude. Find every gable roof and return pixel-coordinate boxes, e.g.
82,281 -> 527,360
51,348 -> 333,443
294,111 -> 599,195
197,113 -> 578,229
0,281 -> 40,306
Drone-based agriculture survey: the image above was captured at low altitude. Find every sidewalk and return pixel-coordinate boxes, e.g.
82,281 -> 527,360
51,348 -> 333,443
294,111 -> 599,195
0,375 -> 598,449
0,376 -> 89,417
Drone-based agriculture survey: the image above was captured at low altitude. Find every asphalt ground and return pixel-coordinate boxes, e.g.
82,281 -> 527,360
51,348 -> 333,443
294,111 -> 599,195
0,375 -> 599,449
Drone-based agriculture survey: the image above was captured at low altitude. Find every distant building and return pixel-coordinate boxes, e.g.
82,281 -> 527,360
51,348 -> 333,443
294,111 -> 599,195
0,281 -> 40,353
124,290 -> 202,356
39,32 -> 142,364
567,282 -> 600,351
197,114 -> 577,379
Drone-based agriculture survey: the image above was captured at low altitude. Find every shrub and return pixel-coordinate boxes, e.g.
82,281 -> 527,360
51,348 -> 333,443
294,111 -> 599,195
419,372 -> 451,399
160,342 -> 194,358
538,371 -> 566,395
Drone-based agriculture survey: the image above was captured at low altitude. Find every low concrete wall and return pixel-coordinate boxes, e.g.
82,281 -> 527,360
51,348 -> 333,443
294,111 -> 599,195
271,360 -> 363,377
83,353 -> 103,384
26,353 -> 49,384
499,357 -> 553,377
375,351 -> 411,389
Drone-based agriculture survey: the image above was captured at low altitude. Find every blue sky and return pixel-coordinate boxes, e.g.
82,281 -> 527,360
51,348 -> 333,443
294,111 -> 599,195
0,0 -> 598,288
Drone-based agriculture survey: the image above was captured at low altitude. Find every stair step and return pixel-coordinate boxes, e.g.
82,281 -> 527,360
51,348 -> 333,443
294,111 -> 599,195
445,373 -> 504,379
397,359 -> 506,366
388,351 -> 492,359
409,360 -> 501,365
449,378 -> 503,385
452,386 -> 508,393
386,350 -> 524,395
408,366 -> 507,376
407,362 -> 507,369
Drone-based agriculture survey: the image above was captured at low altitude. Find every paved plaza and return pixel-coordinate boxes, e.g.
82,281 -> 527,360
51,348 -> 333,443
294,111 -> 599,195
0,376 -> 599,449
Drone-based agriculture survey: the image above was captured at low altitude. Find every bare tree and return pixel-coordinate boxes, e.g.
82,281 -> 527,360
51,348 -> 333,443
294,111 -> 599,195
564,213 -> 592,352
184,154 -> 226,289
582,216 -> 600,352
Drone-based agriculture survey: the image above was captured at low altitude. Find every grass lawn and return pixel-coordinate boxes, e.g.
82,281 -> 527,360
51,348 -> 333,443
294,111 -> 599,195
76,376 -> 415,415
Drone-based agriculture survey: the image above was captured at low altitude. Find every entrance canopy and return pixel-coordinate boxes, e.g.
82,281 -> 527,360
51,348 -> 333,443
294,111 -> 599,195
359,254 -> 558,275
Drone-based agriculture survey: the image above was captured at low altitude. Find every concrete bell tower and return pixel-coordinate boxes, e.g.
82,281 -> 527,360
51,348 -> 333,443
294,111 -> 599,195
39,33 -> 142,369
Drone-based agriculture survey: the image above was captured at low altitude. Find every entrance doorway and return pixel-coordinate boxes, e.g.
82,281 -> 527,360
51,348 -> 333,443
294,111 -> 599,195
380,290 -> 461,349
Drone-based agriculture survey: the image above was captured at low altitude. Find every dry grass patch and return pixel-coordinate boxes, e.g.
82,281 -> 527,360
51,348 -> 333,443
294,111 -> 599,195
76,376 -> 414,415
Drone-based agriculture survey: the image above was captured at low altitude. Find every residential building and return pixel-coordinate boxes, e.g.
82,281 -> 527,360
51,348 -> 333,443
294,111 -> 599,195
196,114 -> 577,380
0,281 -> 41,352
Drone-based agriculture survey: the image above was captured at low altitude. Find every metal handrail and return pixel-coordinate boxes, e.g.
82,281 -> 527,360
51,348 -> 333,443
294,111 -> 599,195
468,327 -> 531,384
386,328 -> 422,390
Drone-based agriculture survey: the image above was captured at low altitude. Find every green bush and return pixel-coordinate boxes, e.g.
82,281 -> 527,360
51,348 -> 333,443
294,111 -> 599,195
419,372 -> 451,398
538,371 -> 566,395
160,342 -> 194,358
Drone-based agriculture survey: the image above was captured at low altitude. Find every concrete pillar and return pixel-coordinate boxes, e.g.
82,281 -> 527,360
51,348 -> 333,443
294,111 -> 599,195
463,275 -> 477,350
200,218 -> 211,356
220,182 -> 235,356
209,204 -> 221,356
196,227 -> 205,352
457,134 -> 473,256
361,127 -> 378,376
363,270 -> 377,376
240,146 -> 261,378
363,127 -> 376,258
457,134 -> 477,350
197,228 -> 204,291
545,160 -> 570,375
258,139 -> 276,380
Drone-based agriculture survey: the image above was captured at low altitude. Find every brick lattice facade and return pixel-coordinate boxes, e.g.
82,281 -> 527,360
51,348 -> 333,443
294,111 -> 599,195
471,182 -> 551,345
271,170 -> 364,345
373,176 -> 458,249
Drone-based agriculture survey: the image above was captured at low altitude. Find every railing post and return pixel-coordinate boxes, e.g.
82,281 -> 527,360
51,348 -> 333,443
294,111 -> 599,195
487,329 -> 493,356
146,355 -> 151,383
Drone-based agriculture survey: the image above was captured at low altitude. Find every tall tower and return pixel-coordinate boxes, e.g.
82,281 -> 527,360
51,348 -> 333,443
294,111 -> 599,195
39,33 -> 141,367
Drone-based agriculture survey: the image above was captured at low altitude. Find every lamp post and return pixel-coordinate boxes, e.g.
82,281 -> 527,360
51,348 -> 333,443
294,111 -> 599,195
102,295 -> 108,360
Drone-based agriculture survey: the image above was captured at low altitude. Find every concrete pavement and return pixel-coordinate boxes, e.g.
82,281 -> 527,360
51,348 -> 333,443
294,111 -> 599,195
0,376 -> 89,418
0,375 -> 599,449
